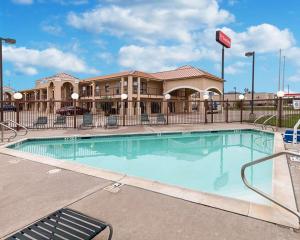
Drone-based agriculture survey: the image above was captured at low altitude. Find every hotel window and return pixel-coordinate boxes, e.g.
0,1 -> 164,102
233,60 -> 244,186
105,83 -> 110,93
95,85 -> 100,96
141,82 -> 147,94
133,79 -> 138,93
82,86 -> 87,96
115,82 -> 120,95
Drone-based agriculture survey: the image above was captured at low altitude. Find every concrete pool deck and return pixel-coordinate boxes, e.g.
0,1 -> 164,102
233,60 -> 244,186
0,123 -> 300,239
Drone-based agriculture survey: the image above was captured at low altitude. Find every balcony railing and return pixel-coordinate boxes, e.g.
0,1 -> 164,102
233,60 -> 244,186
80,87 -> 162,98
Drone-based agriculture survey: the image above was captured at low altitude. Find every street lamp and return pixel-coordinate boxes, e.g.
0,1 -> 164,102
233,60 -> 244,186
0,37 -> 16,123
245,51 -> 255,117
13,92 -> 22,131
239,94 -> 245,100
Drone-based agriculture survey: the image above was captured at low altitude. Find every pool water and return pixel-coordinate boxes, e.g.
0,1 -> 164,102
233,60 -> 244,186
10,130 -> 274,203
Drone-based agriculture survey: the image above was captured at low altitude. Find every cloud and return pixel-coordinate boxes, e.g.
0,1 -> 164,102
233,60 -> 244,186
118,44 -> 218,72
224,61 -> 248,75
117,23 -> 294,72
41,22 -> 63,36
67,0 -> 234,43
3,46 -> 98,75
220,24 -> 295,55
11,0 -> 33,4
15,64 -> 38,75
52,0 -> 88,5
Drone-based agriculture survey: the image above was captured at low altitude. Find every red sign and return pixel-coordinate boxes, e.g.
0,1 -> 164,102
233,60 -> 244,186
216,30 -> 231,48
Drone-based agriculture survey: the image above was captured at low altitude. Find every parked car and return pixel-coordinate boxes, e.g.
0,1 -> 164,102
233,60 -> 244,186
56,106 -> 90,116
1,104 -> 16,112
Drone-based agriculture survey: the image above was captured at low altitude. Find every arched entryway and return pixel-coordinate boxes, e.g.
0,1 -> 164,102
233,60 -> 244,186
61,82 -> 74,100
4,92 -> 12,102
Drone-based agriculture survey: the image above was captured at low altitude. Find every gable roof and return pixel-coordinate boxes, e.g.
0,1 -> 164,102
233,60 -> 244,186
83,70 -> 157,82
152,65 -> 223,81
36,73 -> 79,85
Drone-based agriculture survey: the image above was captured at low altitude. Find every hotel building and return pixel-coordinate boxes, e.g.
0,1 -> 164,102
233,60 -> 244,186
6,65 -> 224,115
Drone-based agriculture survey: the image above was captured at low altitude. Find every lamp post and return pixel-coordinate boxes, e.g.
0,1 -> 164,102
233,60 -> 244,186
233,87 -> 237,100
0,37 -> 16,123
164,93 -> 171,125
121,93 -> 128,126
71,93 -> 79,129
13,92 -> 22,131
239,94 -> 245,123
245,51 -> 255,118
203,93 -> 209,124
276,90 -> 284,128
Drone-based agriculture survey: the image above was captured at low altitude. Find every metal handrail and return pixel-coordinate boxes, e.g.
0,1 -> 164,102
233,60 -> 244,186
0,122 -> 18,142
5,120 -> 28,136
261,114 -> 276,131
241,151 -> 300,221
253,115 -> 267,127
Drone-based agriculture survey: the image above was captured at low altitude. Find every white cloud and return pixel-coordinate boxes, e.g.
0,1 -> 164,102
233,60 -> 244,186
3,46 -> 98,75
119,44 -> 218,72
15,64 -> 38,76
224,61 -> 248,75
220,24 -> 295,55
11,0 -> 33,4
118,23 -> 294,71
67,0 -> 234,43
41,23 -> 63,36
52,0 -> 88,5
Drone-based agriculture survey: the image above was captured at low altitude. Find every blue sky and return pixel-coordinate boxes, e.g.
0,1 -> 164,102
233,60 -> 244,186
1,0 -> 300,93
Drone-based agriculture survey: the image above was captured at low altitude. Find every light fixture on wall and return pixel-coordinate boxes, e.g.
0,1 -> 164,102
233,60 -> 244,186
239,94 -> 245,100
71,93 -> 79,100
121,93 -> 128,100
164,94 -> 171,100
13,92 -> 23,100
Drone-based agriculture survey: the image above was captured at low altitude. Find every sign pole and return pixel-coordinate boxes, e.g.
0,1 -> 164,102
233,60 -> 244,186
222,46 -> 224,101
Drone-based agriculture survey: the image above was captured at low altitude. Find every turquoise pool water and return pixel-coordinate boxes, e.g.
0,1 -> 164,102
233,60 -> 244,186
10,130 -> 274,203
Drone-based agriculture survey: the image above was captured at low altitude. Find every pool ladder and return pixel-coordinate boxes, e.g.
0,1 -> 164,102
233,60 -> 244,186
253,114 -> 276,131
0,120 -> 28,142
241,151 -> 300,222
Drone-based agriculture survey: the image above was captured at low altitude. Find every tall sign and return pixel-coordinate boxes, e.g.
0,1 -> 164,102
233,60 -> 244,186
216,30 -> 231,48
216,30 -> 231,101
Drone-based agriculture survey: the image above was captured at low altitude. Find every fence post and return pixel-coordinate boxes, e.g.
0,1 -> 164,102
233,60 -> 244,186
16,100 -> 20,131
73,99 -> 77,129
240,100 -> 243,123
226,99 -> 229,123
277,97 -> 283,128
210,99 -> 213,123
204,100 -> 208,123
123,100 -> 126,126
166,100 -> 169,125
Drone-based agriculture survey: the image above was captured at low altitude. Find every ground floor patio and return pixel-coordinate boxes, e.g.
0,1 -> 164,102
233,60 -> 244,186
0,124 -> 300,239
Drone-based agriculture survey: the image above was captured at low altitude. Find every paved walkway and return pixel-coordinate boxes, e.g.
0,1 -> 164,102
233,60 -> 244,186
0,153 -> 299,240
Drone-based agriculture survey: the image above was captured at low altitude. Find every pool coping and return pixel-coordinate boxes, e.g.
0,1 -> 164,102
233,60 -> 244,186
0,128 -> 298,229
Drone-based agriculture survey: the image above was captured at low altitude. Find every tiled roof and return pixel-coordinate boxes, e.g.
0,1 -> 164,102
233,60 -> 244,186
37,73 -> 79,84
152,65 -> 222,81
83,66 -> 222,82
83,70 -> 157,82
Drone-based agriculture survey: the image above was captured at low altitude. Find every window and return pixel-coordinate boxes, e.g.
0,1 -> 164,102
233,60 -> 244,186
95,85 -> 100,96
105,83 -> 110,93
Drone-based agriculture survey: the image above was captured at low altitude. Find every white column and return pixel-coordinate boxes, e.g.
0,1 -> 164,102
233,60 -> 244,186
92,82 -> 96,114
127,76 -> 133,116
137,77 -> 141,115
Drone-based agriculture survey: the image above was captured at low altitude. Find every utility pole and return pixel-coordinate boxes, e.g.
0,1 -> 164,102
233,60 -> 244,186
282,56 -> 286,91
278,49 -> 282,91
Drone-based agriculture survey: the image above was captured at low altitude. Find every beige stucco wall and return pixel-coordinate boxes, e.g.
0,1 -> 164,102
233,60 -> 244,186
163,77 -> 223,96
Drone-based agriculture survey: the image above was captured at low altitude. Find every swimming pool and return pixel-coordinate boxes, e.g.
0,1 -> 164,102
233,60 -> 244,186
9,130 -> 274,203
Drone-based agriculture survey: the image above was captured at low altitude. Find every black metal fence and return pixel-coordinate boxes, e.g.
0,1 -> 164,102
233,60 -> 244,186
1,98 -> 299,130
